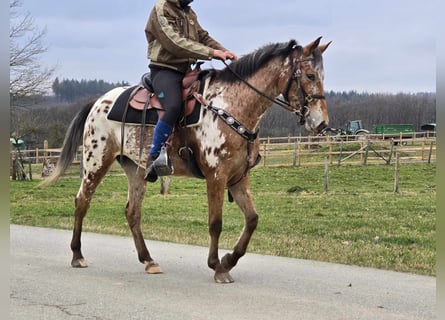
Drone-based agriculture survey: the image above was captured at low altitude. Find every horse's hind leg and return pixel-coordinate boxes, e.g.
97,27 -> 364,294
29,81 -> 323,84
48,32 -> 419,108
222,176 -> 259,272
71,165 -> 111,268
71,183 -> 90,267
121,159 -> 162,274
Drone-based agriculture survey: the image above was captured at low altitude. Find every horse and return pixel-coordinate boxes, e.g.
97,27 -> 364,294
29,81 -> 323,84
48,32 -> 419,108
43,37 -> 331,283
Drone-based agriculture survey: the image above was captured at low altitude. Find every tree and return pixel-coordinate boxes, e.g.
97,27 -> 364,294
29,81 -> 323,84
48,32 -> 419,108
9,0 -> 55,100
51,78 -> 130,102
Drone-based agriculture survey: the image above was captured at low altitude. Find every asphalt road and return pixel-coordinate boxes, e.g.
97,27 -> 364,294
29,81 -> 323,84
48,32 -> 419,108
10,225 -> 436,320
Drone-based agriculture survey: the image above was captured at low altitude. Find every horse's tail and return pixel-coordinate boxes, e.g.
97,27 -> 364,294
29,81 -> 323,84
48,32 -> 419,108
40,99 -> 96,186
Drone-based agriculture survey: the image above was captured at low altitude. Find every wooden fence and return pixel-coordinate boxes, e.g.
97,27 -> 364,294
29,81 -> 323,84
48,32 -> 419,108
10,133 -> 436,179
258,133 -> 436,167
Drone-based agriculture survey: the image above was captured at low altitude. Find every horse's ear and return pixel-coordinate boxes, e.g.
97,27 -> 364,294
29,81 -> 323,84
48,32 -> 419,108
318,41 -> 332,54
303,36 -> 322,56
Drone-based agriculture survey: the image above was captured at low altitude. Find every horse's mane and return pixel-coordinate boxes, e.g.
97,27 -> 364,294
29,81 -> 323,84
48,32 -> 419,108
212,39 -> 298,83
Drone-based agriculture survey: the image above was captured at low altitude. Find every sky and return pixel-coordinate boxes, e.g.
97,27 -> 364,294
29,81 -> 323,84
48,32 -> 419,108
15,0 -> 438,93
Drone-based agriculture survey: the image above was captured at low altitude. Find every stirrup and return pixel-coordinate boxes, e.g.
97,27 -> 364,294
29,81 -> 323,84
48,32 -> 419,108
144,165 -> 158,183
152,146 -> 174,176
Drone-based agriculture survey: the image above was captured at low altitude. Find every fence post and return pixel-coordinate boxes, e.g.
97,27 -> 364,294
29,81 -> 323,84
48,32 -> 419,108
328,136 -> 333,164
262,142 -> 267,167
428,141 -> 434,164
43,140 -> 49,164
363,139 -> 370,165
338,140 -> 343,166
160,177 -> 171,194
298,139 -> 302,166
324,156 -> 329,193
393,153 -> 400,193
387,139 -> 395,164
28,161 -> 32,180
292,141 -> 298,167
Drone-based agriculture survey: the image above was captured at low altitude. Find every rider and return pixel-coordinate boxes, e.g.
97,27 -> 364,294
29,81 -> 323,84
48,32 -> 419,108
144,0 -> 237,182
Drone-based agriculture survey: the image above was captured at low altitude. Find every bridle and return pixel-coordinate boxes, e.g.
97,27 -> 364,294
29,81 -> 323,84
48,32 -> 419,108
210,47 -> 327,188
281,45 -> 326,124
221,45 -> 326,125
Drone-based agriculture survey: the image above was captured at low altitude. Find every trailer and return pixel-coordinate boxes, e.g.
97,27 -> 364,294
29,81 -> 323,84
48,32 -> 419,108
328,122 -> 415,144
373,124 -> 414,137
373,124 -> 414,144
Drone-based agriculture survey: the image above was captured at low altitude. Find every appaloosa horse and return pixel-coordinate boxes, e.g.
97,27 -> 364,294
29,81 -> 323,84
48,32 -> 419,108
44,37 -> 330,283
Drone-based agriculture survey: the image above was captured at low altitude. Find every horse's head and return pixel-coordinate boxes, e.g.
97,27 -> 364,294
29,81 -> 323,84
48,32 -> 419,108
282,37 -> 331,134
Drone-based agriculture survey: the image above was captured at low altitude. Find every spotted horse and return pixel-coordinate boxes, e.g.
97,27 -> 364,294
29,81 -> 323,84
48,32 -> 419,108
43,37 -> 331,283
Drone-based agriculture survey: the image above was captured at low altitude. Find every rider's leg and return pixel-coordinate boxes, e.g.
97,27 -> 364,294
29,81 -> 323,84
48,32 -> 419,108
149,119 -> 173,157
145,67 -> 184,182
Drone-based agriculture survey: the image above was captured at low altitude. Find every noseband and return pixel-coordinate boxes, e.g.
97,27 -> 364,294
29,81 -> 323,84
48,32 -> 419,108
222,46 -> 325,125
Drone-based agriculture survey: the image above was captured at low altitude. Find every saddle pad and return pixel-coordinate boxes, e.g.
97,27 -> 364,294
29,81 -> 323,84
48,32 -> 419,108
107,86 -> 158,125
107,85 -> 204,127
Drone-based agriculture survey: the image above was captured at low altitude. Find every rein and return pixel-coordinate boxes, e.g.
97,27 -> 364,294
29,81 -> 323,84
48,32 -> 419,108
221,60 -> 295,113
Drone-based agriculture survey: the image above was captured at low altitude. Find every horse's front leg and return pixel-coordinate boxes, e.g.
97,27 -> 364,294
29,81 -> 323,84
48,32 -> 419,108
206,178 -> 233,283
222,175 -> 258,272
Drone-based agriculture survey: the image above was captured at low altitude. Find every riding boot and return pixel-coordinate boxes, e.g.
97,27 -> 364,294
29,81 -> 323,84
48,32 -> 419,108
144,119 -> 173,182
144,154 -> 159,182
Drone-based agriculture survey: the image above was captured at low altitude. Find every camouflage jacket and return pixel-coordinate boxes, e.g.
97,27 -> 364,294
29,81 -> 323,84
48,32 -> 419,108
145,0 -> 226,73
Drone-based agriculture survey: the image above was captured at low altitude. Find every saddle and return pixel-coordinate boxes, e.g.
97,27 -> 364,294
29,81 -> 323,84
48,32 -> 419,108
107,64 -> 211,181
107,64 -> 210,127
128,63 -> 208,121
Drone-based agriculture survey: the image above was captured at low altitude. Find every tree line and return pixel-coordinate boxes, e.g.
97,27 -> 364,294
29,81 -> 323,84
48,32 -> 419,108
52,78 -> 130,102
260,91 -> 435,137
10,87 -> 436,150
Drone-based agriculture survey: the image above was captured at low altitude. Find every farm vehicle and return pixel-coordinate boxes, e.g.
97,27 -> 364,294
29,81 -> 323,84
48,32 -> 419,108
327,120 -> 415,144
326,120 -> 369,141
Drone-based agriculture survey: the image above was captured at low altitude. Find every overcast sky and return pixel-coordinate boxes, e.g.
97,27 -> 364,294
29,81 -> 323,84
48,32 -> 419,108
16,0 -> 437,93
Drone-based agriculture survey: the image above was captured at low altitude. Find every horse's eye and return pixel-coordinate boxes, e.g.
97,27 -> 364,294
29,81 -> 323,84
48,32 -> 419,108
306,74 -> 316,81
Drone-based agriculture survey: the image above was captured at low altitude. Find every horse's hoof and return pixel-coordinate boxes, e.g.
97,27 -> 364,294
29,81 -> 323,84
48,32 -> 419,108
145,261 -> 163,274
71,258 -> 88,268
221,253 -> 234,271
214,272 -> 234,284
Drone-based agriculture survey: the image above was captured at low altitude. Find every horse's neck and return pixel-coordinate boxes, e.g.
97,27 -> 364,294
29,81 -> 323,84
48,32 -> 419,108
213,64 -> 285,132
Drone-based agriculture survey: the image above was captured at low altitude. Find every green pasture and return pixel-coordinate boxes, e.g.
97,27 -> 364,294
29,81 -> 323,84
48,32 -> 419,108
10,163 -> 436,276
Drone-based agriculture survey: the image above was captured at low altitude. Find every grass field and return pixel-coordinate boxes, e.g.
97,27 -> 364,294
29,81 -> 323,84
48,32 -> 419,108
10,163 -> 436,276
